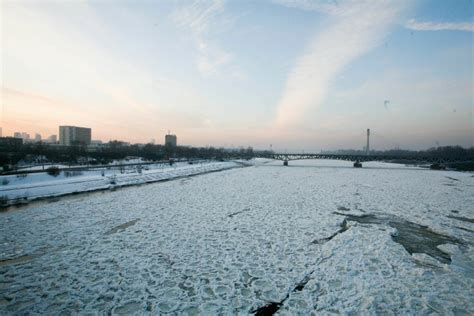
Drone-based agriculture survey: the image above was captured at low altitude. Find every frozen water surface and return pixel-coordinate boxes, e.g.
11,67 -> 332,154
1,159 -> 473,314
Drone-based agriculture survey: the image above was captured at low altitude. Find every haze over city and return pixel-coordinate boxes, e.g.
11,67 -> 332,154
1,0 -> 473,151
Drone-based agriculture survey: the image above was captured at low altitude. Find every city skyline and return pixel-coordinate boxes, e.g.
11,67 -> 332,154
1,0 -> 473,151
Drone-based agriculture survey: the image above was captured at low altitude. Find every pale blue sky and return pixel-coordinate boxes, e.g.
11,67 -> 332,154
1,0 -> 473,150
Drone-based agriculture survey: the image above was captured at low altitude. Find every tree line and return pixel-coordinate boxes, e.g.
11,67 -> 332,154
1,140 -> 472,171
326,146 -> 474,160
0,141 -> 255,170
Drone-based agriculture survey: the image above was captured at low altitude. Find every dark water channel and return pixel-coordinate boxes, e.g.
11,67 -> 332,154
334,212 -> 463,264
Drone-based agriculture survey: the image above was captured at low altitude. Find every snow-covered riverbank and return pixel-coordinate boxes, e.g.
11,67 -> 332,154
0,161 -> 246,206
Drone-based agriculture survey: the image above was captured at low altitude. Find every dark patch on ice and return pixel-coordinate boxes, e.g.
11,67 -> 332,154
294,274 -> 311,291
337,206 -> 350,211
105,219 -> 140,235
155,252 -> 174,266
0,246 -> 52,267
447,215 -> 474,224
443,183 -> 456,187
333,212 -> 380,224
0,296 -> 13,304
0,254 -> 37,267
252,301 -> 283,316
311,219 -> 348,245
445,176 -> 460,181
251,256 -> 333,315
146,301 -> 153,312
451,210 -> 459,214
228,208 -> 251,218
389,221 -> 459,264
455,226 -> 474,233
334,213 -> 463,264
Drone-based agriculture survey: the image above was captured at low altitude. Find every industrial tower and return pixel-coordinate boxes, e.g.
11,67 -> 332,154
366,128 -> 370,155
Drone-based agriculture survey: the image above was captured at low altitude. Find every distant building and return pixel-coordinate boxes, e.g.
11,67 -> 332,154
0,137 -> 23,148
165,133 -> 177,147
34,133 -> 42,142
13,132 -> 31,141
21,132 -> 30,141
89,140 -> 104,148
59,126 -> 92,146
0,127 -> 2,137
47,135 -> 58,144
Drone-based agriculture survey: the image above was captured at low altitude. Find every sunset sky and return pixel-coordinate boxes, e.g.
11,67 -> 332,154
1,0 -> 473,151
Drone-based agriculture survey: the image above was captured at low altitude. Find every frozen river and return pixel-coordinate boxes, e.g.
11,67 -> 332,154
1,159 -> 473,314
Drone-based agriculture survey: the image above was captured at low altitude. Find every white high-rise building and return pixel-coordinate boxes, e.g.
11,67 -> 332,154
35,133 -> 42,142
59,126 -> 92,146
0,127 -> 2,137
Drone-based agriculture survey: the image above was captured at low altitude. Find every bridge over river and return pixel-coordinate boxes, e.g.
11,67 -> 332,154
257,129 -> 472,168
256,152 -> 471,168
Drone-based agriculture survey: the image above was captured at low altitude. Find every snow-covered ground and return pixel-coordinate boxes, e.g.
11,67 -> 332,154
0,159 -> 473,314
0,161 -> 243,205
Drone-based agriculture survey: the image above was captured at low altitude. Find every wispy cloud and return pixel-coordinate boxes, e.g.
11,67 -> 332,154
274,0 -> 410,127
172,0 -> 234,77
273,0 -> 356,16
273,0 -> 337,14
196,39 -> 233,75
405,19 -> 474,32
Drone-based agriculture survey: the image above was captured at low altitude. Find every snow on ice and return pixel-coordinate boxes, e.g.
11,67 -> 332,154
0,159 -> 473,314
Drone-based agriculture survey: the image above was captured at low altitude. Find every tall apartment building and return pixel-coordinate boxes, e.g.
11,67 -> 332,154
165,133 -> 177,147
59,126 -> 92,146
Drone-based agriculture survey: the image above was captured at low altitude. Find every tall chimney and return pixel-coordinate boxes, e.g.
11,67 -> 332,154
366,129 -> 370,155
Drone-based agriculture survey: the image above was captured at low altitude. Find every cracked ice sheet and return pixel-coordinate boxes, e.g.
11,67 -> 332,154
0,159 -> 473,314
